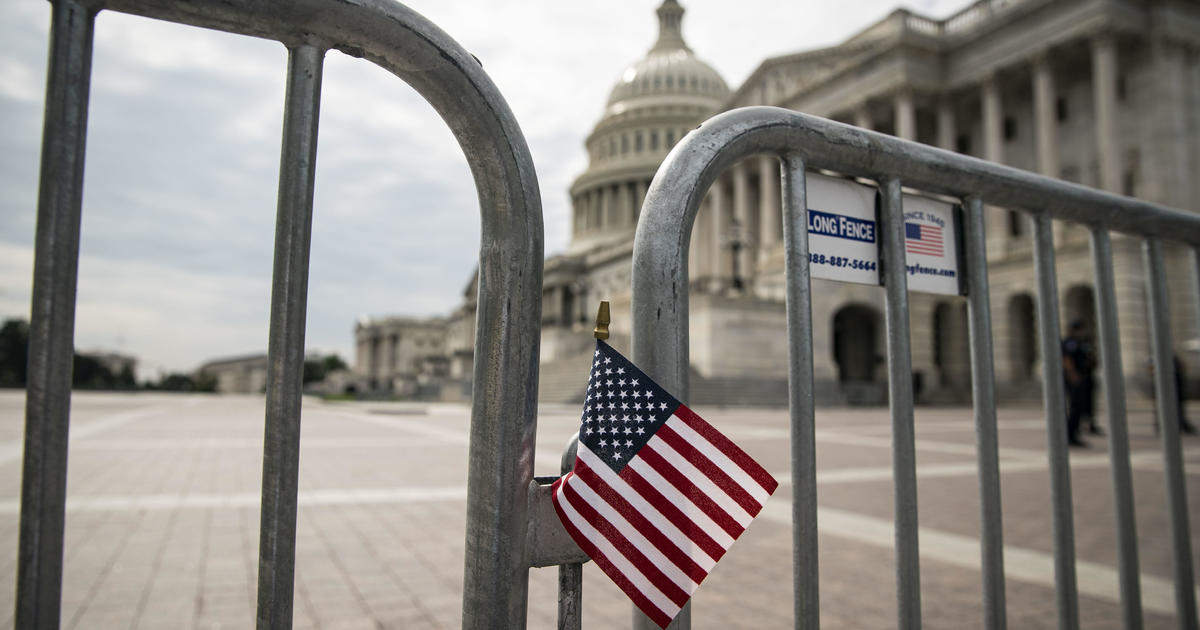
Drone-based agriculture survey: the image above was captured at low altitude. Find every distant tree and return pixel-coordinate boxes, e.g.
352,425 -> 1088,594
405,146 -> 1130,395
303,358 -> 325,384
0,319 -> 29,387
156,373 -> 196,391
193,371 -> 217,393
303,353 -> 348,384
323,354 -> 347,373
116,365 -> 137,390
73,354 -> 115,389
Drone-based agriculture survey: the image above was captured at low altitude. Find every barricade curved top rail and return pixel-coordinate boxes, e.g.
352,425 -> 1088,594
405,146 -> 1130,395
632,105 -> 1200,388
632,105 -> 1199,630
21,2 -> 542,628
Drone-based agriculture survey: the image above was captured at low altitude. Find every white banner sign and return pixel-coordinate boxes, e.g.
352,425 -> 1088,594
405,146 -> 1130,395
901,194 -> 960,296
804,172 -> 961,295
805,172 -> 880,286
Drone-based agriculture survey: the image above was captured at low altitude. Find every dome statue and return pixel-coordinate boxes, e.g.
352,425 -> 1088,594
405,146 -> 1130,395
568,0 -> 729,253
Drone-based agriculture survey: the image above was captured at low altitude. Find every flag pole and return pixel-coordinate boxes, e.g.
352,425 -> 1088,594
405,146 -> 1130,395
593,301 -> 610,340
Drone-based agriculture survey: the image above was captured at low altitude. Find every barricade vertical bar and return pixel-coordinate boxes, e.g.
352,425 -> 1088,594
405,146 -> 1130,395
962,196 -> 1007,630
1089,228 -> 1143,630
1143,239 -> 1198,629
879,176 -> 921,630
256,43 -> 325,630
16,2 -> 95,627
1031,213 -> 1080,630
558,435 -> 582,630
781,156 -> 819,630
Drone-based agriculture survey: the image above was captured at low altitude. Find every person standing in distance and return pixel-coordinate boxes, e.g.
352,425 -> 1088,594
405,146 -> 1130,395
1062,320 -> 1096,447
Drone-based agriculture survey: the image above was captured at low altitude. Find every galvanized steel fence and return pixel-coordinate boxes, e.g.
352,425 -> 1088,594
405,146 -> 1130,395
631,106 -> 1198,630
18,1 -> 1198,629
18,1 -> 549,628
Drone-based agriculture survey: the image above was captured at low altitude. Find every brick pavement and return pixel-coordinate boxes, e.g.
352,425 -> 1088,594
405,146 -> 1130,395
0,391 -> 1196,628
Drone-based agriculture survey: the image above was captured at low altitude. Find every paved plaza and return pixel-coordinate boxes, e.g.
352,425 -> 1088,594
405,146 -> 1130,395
0,391 -> 1197,628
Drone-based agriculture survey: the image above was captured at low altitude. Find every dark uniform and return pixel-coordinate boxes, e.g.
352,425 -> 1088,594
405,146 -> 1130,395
1062,332 -> 1095,445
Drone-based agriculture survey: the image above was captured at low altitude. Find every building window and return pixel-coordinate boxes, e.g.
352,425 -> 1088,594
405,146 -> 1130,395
1122,147 -> 1140,196
1003,116 -> 1018,141
690,76 -> 697,90
609,137 -> 616,157
650,131 -> 659,151
666,130 -> 675,146
666,75 -> 674,88
635,131 -> 643,152
621,134 -> 629,154
1007,211 -> 1025,237
956,134 -> 972,154
1056,97 -> 1068,122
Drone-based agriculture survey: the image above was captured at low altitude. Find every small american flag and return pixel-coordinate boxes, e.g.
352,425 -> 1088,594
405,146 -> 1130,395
551,341 -> 778,628
905,222 -> 944,257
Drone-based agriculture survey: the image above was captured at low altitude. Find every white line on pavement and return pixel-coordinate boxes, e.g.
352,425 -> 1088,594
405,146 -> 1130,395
69,437 -> 457,450
0,401 -> 197,466
0,486 -> 468,514
772,447 -> 1200,485
728,426 -> 1045,459
756,500 -> 1195,618
322,409 -> 565,470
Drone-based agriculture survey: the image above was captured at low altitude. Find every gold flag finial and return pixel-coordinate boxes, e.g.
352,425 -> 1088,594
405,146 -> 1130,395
593,301 -> 610,340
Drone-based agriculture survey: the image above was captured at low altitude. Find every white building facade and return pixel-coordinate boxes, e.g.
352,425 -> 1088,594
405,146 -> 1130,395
358,0 -> 1200,405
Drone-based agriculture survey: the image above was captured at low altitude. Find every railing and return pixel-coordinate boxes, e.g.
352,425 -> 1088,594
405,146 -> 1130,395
19,1 -> 547,628
631,106 -> 1198,630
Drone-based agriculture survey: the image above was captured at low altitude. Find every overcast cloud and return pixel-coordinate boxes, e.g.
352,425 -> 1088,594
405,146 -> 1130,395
1,0 -> 970,378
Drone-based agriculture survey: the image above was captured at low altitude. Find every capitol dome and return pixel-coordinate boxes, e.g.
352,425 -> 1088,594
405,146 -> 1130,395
568,0 -> 728,253
605,0 -> 729,116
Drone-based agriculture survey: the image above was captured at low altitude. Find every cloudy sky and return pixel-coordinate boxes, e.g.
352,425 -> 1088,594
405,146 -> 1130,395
0,0 -> 970,378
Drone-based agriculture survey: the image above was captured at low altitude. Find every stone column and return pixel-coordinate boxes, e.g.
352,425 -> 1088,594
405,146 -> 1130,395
369,336 -> 381,382
732,162 -> 755,284
854,104 -> 873,130
1144,35 -> 1191,208
982,73 -> 1008,256
589,189 -> 601,231
1091,34 -> 1120,193
982,74 -> 1004,164
936,98 -> 956,151
894,91 -> 917,141
625,182 -> 638,227
355,338 -> 369,373
615,186 -> 623,227
1032,53 -> 1059,177
379,332 -> 392,380
758,156 -> 781,254
710,178 -> 728,291
601,185 -> 614,229
1033,53 -> 1064,241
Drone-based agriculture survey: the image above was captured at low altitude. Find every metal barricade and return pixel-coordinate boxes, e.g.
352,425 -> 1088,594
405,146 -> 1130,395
631,106 -> 1198,630
18,1 -> 559,628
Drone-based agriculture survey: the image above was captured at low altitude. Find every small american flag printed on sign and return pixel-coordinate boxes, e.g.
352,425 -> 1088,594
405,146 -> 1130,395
905,222 -> 944,257
551,341 -> 778,628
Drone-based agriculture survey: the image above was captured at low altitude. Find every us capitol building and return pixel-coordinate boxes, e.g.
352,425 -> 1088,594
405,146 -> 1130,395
354,0 -> 1200,406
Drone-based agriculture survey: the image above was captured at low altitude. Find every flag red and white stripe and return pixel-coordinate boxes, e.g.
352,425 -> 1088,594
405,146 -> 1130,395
905,222 -> 944,257
551,341 -> 777,628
